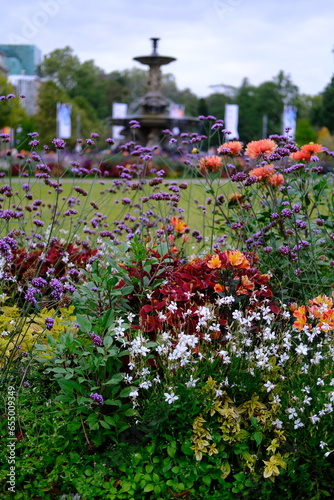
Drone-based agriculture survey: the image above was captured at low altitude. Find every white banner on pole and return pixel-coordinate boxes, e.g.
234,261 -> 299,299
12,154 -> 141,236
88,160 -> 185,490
282,105 -> 297,139
112,103 -> 127,140
224,104 -> 239,140
57,103 -> 72,139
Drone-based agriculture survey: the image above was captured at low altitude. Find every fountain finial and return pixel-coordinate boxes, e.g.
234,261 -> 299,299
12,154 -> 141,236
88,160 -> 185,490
150,38 -> 160,55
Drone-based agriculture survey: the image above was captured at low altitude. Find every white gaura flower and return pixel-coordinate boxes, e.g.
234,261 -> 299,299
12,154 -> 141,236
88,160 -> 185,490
293,418 -> 304,429
185,375 -> 199,388
295,343 -> 308,356
263,381 -> 276,392
164,392 -> 179,404
272,419 -> 283,429
167,301 -> 178,313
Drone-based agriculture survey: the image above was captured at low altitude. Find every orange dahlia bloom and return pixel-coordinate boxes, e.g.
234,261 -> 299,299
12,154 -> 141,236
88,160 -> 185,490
198,155 -> 222,173
290,143 -> 323,162
229,193 -> 247,206
301,143 -> 323,156
225,250 -> 250,269
218,141 -> 243,156
290,150 -> 310,162
245,139 -> 277,159
268,173 -> 284,187
249,164 -> 275,181
207,254 -> 222,269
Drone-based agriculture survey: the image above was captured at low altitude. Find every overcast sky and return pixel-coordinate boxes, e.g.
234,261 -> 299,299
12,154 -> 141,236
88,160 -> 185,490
2,0 -> 334,97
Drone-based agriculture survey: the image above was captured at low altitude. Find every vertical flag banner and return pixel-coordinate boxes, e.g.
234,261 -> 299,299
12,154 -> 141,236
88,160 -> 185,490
224,104 -> 239,139
57,103 -> 72,139
282,105 -> 297,139
112,103 -> 127,140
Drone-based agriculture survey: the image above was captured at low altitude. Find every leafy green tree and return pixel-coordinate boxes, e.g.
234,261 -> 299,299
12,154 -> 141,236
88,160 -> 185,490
39,46 -> 81,92
235,72 -> 299,143
311,76 -> 334,133
236,78 -> 259,142
0,75 -> 26,129
34,81 -> 104,148
254,81 -> 284,136
198,97 -> 208,117
295,118 -> 317,145
272,70 -> 299,105
205,92 -> 232,120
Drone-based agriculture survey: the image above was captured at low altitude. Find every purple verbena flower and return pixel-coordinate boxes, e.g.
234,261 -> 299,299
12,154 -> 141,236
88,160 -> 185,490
90,393 -> 104,405
52,138 -> 66,149
45,317 -> 55,330
89,333 -> 103,347
24,287 -> 39,305
33,219 -> 44,227
31,277 -> 47,288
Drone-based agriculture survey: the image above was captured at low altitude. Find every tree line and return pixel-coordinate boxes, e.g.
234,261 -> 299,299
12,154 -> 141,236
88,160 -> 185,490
1,46 -> 334,149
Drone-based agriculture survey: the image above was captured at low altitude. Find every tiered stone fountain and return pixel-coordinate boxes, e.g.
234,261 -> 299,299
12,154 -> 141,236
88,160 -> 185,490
110,38 -> 198,149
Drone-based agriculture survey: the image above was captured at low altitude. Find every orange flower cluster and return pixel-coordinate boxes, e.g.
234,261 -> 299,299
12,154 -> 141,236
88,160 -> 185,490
245,139 -> 277,159
198,155 -> 222,175
290,143 -> 323,162
248,164 -> 284,187
228,192 -> 247,207
207,250 -> 250,270
170,216 -> 188,234
217,140 -> 243,156
292,294 -> 334,331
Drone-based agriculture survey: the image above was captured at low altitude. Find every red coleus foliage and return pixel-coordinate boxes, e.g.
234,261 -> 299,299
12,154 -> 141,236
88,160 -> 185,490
120,249 -> 279,338
10,240 -> 97,281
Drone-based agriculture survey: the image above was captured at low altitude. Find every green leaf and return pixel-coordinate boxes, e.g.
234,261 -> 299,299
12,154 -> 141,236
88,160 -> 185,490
252,431 -> 263,446
103,373 -> 124,385
55,455 -> 67,466
103,416 -> 118,427
87,421 -> 99,430
250,416 -> 258,427
152,473 -> 160,483
167,442 -> 177,458
100,420 -> 110,429
101,308 -> 115,328
58,379 -> 83,395
132,453 -> 142,466
104,399 -> 122,407
120,386 -> 138,398
120,481 -> 132,492
181,440 -> 194,456
143,484 -> 154,492
76,314 -> 92,333
123,408 -> 138,417
203,475 -> 211,486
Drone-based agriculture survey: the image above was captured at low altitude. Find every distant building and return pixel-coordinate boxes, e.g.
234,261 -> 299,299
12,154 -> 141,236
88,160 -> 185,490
0,44 -> 41,114
0,51 -> 8,76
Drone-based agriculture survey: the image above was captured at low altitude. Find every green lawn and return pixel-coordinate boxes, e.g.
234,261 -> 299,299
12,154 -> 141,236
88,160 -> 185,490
5,177 -> 233,243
